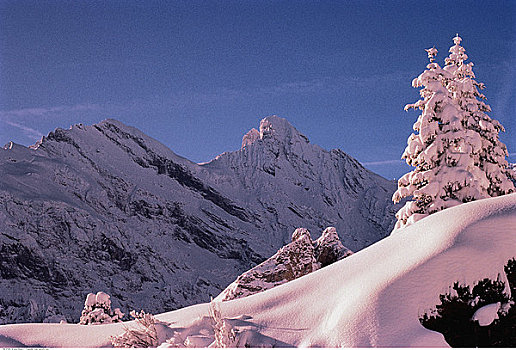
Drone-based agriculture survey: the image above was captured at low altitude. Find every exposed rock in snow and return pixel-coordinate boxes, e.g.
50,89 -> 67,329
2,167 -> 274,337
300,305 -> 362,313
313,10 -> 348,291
215,227 -> 352,301
241,128 -> 260,148
291,227 -> 311,242
92,292 -> 111,310
314,227 -> 353,267
0,116 -> 398,324
472,302 -> 501,326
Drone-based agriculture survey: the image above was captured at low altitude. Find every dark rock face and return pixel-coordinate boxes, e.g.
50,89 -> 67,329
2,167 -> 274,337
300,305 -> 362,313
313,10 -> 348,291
0,117 -> 398,324
216,227 -> 353,302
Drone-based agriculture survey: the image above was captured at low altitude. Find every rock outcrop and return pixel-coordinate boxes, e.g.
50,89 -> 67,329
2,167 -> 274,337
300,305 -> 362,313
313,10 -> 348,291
216,227 -> 352,301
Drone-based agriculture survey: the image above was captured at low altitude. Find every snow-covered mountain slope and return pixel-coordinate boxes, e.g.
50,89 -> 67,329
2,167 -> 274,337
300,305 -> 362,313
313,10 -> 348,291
200,116 -> 397,249
0,116 -> 398,324
1,194 -> 514,347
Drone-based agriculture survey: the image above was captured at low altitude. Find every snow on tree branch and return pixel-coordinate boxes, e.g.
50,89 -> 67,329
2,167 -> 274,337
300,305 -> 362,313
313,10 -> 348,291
79,292 -> 124,325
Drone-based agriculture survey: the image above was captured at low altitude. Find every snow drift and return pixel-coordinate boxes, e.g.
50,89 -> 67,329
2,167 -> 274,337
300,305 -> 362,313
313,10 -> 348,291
0,193 -> 514,347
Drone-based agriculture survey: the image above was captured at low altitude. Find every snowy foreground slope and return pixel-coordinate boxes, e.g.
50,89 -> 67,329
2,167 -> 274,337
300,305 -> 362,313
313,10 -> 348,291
1,194 -> 514,347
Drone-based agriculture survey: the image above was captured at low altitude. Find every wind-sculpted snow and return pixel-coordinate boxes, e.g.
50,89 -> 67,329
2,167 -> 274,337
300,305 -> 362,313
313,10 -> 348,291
0,116 -> 398,324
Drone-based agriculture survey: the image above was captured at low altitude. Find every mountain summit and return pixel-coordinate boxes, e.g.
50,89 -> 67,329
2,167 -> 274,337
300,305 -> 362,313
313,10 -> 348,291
241,115 -> 309,147
0,116 -> 399,324
204,116 -> 397,247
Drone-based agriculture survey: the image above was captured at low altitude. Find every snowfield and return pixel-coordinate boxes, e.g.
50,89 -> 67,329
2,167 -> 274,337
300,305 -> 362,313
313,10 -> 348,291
0,193 -> 515,347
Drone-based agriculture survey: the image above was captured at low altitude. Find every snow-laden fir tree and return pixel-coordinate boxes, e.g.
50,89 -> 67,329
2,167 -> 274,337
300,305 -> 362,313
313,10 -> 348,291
393,35 -> 514,229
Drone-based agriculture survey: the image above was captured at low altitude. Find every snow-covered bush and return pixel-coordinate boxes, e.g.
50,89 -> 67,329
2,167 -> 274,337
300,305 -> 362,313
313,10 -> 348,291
208,300 -> 238,348
111,310 -> 158,348
393,35 -> 514,229
160,302 -> 251,348
79,291 -> 123,325
420,257 -> 516,347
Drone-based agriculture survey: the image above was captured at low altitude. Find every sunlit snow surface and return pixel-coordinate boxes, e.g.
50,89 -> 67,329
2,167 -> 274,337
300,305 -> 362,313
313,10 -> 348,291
0,194 -> 515,347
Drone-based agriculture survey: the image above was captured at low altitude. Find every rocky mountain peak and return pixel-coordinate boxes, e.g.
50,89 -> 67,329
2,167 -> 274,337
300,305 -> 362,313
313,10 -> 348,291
241,128 -> 260,148
259,115 -> 309,143
292,227 -> 311,242
240,115 -> 309,150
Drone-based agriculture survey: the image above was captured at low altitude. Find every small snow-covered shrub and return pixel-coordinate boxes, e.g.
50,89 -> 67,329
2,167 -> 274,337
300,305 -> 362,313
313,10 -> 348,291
420,257 -> 516,347
111,310 -> 158,348
209,300 -> 238,348
79,291 -> 123,325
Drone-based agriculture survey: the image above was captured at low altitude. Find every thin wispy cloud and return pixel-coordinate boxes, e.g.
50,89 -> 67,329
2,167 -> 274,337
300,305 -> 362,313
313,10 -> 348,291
131,71 -> 413,112
258,78 -> 328,95
5,69 -> 412,122
361,159 -> 405,166
0,103 -> 106,144
347,71 -> 414,86
257,71 -> 413,96
4,121 -> 44,140
0,103 -> 101,120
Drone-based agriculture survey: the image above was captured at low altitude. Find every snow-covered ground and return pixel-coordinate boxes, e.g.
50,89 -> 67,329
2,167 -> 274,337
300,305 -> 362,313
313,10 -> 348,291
1,193 -> 515,347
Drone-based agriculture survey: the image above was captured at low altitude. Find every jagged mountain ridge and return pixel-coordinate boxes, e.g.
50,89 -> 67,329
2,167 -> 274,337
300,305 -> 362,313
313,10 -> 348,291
201,116 -> 396,248
0,115 -> 399,324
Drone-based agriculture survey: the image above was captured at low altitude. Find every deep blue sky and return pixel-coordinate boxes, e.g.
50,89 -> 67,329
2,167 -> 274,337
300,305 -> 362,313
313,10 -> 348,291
1,0 -> 515,179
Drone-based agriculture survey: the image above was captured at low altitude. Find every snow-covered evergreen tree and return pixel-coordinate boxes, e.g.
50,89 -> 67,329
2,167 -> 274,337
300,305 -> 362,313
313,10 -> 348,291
393,35 -> 514,229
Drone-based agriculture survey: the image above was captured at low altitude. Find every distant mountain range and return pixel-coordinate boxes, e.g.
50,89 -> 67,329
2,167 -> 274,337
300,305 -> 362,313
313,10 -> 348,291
0,115 -> 399,323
